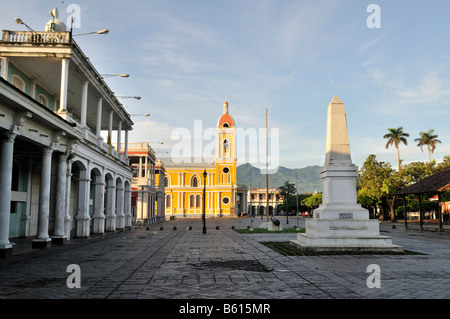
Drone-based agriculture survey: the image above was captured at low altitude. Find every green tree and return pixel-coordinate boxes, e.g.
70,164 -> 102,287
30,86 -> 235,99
278,181 -> 296,212
380,170 -> 406,221
400,160 -> 437,185
301,193 -> 322,210
357,154 -> 393,212
437,155 -> 450,171
414,129 -> 442,163
383,127 -> 409,171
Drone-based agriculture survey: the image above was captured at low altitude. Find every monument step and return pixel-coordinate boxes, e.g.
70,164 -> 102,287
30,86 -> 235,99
329,226 -> 368,230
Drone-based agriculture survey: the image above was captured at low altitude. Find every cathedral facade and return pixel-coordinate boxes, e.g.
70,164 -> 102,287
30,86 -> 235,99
161,100 -> 245,218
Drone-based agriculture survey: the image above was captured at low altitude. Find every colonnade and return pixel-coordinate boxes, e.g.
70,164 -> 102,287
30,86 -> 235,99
0,132 -> 132,256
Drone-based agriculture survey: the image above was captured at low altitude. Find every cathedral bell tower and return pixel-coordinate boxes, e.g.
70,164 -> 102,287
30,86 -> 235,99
216,99 -> 236,162
215,99 -> 237,214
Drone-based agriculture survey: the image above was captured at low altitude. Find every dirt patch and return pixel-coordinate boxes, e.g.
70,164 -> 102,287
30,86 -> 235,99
190,260 -> 272,273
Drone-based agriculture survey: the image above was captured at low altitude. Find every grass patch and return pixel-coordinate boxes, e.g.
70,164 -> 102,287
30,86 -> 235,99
261,242 -> 424,256
234,227 -> 305,234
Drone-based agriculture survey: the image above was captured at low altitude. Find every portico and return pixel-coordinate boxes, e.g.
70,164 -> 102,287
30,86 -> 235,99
0,23 -> 134,256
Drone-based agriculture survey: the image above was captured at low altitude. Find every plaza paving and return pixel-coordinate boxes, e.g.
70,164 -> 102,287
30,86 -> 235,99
0,217 -> 449,300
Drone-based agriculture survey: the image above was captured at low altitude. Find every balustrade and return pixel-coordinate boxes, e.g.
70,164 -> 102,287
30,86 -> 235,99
2,30 -> 70,44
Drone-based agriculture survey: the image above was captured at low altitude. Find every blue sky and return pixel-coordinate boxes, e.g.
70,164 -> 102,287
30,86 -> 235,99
2,0 -> 450,171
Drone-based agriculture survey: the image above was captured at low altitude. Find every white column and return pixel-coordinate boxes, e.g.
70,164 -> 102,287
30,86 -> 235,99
58,58 -> 70,112
0,57 -> 8,80
108,111 -> 113,153
92,179 -> 105,234
76,174 -> 91,238
116,183 -> 125,229
138,157 -> 142,178
80,80 -> 89,126
143,188 -> 149,219
96,98 -> 103,138
64,162 -> 73,240
136,188 -> 143,221
108,111 -> 113,138
32,147 -> 53,248
0,132 -> 16,257
124,183 -> 132,227
52,95 -> 58,112
117,120 -> 122,153
144,156 -> 148,178
105,180 -> 116,231
30,79 -> 37,99
124,129 -> 129,157
52,153 -> 67,244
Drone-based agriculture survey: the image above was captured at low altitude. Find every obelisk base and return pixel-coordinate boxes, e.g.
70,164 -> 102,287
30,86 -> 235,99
290,204 -> 404,253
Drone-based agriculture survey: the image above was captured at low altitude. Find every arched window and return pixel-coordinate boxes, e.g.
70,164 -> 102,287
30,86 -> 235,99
164,176 -> 169,187
190,194 -> 195,208
165,194 -> 171,208
223,139 -> 229,156
38,94 -> 48,107
196,194 -> 201,208
192,176 -> 198,187
12,75 -> 25,92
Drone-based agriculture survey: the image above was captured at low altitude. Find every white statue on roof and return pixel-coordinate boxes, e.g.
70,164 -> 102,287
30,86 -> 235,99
45,8 -> 66,32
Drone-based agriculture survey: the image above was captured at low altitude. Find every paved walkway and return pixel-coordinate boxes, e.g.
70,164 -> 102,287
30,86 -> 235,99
0,217 -> 449,301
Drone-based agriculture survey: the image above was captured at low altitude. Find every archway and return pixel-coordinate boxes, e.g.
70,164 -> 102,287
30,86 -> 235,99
90,167 -> 105,234
104,173 -> 116,232
124,180 -> 132,227
116,177 -> 125,229
71,160 -> 90,238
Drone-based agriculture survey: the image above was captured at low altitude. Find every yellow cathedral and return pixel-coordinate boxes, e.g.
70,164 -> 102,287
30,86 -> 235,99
159,100 -> 241,218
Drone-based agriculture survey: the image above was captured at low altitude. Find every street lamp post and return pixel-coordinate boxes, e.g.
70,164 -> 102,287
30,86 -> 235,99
117,96 -> 141,100
130,114 -> 150,117
101,73 -> 130,78
286,194 -> 289,225
14,18 -> 35,32
296,171 -> 299,227
203,169 -> 207,234
72,29 -> 109,36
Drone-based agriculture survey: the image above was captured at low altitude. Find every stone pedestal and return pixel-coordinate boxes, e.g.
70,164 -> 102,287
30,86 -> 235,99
32,238 -> 51,249
0,245 -> 13,258
291,96 -> 403,253
51,236 -> 68,245
258,221 -> 283,231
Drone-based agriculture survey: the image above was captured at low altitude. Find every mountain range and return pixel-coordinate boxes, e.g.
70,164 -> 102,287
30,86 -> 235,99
236,163 -> 322,194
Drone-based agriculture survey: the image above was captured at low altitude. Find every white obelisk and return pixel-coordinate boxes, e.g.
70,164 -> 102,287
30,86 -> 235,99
291,96 -> 403,252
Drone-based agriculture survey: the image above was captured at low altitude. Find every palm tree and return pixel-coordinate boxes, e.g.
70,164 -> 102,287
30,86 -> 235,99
383,127 -> 409,171
414,129 -> 442,162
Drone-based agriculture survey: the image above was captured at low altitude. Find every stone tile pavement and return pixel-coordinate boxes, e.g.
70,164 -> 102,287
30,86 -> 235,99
0,217 -> 449,302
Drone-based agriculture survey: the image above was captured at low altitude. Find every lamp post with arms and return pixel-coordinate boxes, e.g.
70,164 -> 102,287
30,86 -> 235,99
203,169 -> 207,234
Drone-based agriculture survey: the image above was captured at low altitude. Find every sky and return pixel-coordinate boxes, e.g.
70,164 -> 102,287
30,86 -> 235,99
2,0 -> 450,172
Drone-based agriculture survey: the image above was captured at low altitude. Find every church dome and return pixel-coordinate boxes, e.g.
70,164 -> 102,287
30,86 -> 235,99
218,113 -> 235,128
45,18 -> 66,32
217,100 -> 235,127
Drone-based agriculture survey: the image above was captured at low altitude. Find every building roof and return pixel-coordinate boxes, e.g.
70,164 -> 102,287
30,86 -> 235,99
216,100 -> 235,127
217,113 -> 235,128
394,168 -> 450,196
159,157 -> 216,168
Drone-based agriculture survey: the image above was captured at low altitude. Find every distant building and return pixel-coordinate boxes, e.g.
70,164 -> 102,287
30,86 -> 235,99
0,13 -> 134,256
248,188 -> 283,216
155,159 -> 166,222
125,143 -> 157,225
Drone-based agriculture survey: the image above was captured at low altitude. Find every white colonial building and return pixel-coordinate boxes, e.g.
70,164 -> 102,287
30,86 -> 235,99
0,14 -> 134,257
